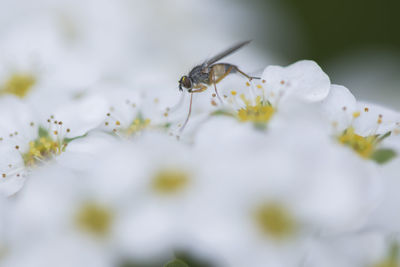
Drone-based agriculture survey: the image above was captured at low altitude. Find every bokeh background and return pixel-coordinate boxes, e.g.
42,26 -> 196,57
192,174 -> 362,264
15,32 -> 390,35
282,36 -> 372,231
0,0 -> 399,108
249,0 -> 400,109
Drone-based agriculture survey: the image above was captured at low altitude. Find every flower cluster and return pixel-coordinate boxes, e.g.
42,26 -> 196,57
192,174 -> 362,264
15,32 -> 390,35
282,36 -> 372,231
0,2 -> 400,266
1,55 -> 400,267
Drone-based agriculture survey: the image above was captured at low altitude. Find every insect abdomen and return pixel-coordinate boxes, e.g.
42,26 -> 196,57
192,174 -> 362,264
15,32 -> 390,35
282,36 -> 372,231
209,63 -> 237,83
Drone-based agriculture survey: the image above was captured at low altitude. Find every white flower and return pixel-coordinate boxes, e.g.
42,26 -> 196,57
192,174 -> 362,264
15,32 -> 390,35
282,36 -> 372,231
0,96 -> 107,197
79,84 -> 177,138
322,84 -> 400,163
185,60 -> 331,138
193,90 -> 330,151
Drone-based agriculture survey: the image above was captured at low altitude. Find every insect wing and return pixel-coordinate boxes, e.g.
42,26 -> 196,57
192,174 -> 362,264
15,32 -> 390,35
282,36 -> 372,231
203,40 -> 251,68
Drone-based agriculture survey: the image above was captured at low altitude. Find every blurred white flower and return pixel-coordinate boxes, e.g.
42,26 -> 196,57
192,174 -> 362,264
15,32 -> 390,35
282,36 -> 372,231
0,197 -> 6,265
188,104 -> 381,267
109,133 -> 203,262
3,132 -> 216,266
304,231 -> 389,267
366,132 -> 400,233
0,15 -> 103,117
3,165 -> 118,267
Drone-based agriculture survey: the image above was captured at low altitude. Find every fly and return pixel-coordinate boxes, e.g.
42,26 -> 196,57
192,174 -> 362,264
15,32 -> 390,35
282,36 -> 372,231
178,40 -> 259,132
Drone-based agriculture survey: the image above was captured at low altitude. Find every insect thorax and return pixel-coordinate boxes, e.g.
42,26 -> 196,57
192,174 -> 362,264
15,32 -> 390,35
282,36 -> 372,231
189,65 -> 210,84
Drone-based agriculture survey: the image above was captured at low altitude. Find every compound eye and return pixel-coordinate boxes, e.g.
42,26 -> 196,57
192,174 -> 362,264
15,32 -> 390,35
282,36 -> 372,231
181,76 -> 191,89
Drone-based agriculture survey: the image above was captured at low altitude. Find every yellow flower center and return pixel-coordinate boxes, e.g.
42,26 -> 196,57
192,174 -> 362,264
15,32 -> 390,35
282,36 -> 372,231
152,169 -> 189,195
22,128 -> 67,167
338,127 -> 377,158
125,118 -> 151,135
237,95 -> 275,123
75,202 -> 113,237
254,203 -> 296,240
106,112 -> 152,136
0,73 -> 36,98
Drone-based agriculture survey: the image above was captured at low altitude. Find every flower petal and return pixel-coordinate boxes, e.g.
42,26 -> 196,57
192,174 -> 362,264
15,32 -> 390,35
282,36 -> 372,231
261,60 -> 330,103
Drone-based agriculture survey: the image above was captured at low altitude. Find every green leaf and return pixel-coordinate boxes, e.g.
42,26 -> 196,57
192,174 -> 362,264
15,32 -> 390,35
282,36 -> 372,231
164,259 -> 189,267
38,126 -> 49,138
173,251 -> 215,267
136,112 -> 145,122
163,122 -> 172,129
64,133 -> 88,144
371,148 -> 397,164
253,122 -> 267,131
119,260 -> 161,267
210,109 -> 235,117
388,242 -> 399,263
261,99 -> 272,106
377,131 -> 392,143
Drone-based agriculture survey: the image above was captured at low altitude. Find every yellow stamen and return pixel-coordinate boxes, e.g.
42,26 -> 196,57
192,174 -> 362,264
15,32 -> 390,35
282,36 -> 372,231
338,127 -> 376,158
125,118 -> 151,135
237,96 -> 275,123
22,134 -> 66,167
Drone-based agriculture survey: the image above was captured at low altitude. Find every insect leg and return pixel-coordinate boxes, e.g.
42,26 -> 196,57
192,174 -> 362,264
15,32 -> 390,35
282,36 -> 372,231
232,66 -> 261,81
210,68 -> 223,103
179,93 -> 193,133
189,84 -> 208,93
